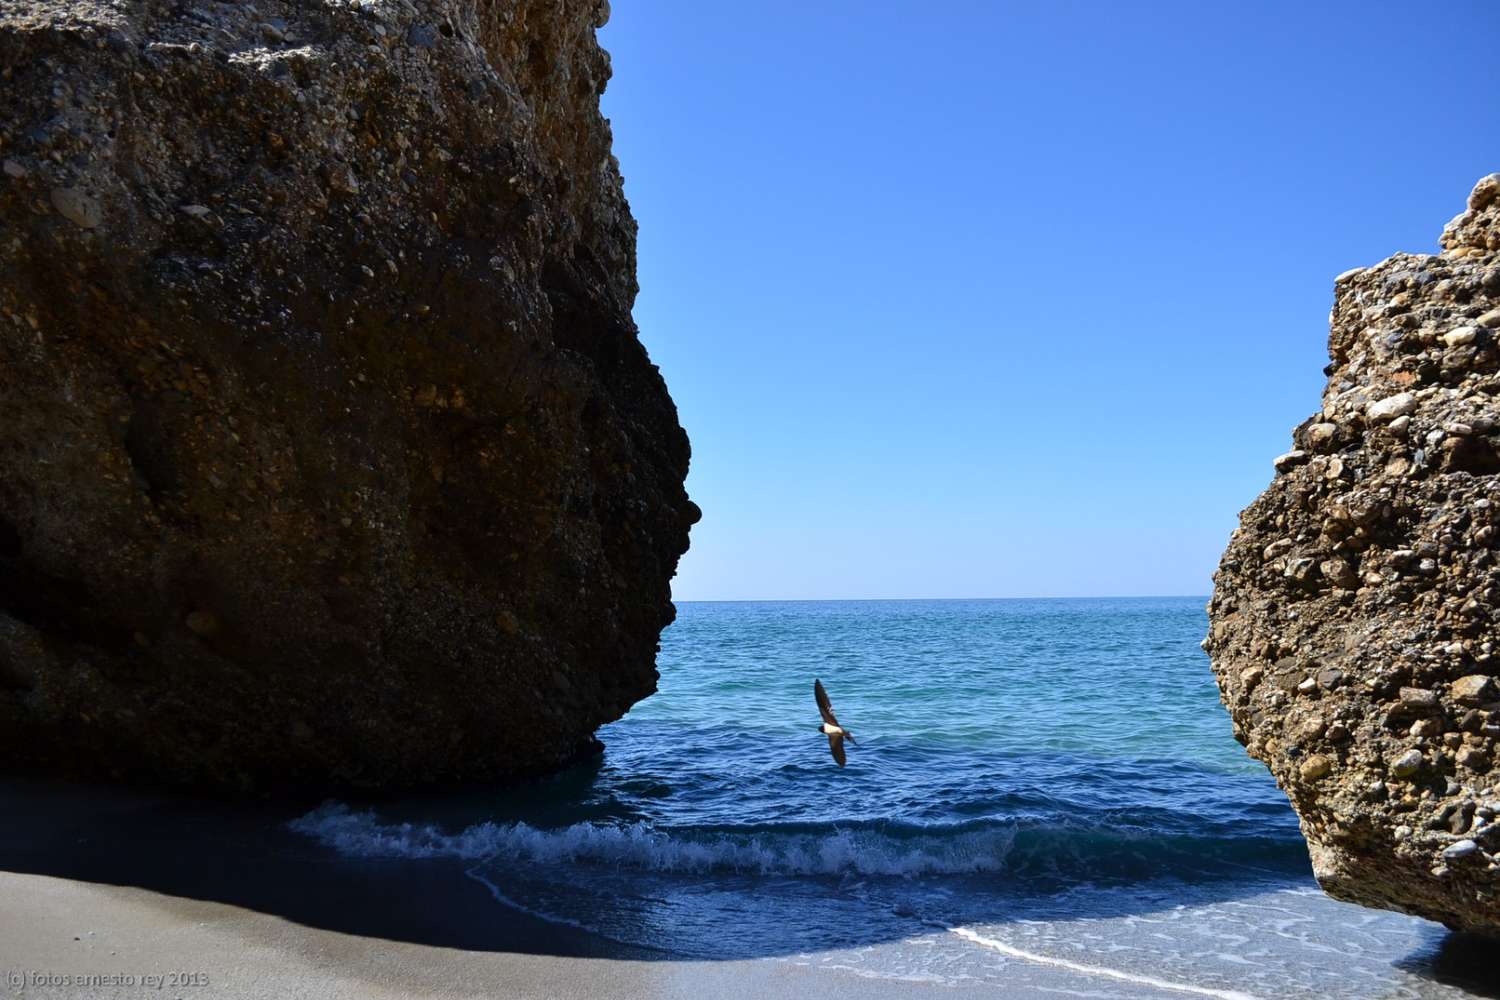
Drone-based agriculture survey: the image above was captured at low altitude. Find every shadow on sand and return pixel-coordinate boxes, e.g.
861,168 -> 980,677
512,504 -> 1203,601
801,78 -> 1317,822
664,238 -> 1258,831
1395,933 -> 1500,1000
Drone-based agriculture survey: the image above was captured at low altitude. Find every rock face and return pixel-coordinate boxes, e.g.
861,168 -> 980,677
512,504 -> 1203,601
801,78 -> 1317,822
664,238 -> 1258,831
1207,175 -> 1500,934
0,0 -> 697,790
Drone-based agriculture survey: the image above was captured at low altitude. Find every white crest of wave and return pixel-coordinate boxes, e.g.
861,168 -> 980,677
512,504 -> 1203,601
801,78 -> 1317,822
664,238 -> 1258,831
288,802 -> 1020,876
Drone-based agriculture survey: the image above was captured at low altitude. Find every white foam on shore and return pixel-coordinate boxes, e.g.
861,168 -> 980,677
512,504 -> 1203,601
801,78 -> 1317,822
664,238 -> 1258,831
951,926 -> 1263,1000
288,801 -> 1022,876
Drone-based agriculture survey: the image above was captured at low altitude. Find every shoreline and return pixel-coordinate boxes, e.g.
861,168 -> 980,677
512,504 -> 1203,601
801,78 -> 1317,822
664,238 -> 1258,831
0,868 -> 1273,1000
0,779 -> 1052,999
2,778 -> 1494,1000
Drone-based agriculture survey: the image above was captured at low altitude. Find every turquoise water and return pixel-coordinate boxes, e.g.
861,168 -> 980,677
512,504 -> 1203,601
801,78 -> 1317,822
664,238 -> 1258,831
295,599 -> 1487,997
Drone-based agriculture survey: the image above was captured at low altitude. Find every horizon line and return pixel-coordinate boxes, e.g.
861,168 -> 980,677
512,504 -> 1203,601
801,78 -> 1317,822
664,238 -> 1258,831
670,594 -> 1211,604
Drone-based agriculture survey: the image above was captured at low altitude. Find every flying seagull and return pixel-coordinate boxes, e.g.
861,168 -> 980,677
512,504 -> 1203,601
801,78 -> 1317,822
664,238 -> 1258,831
814,678 -> 857,767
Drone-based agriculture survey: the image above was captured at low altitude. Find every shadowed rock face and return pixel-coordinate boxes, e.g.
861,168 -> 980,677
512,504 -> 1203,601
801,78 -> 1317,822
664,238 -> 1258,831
0,0 -> 697,791
1207,175 -> 1500,934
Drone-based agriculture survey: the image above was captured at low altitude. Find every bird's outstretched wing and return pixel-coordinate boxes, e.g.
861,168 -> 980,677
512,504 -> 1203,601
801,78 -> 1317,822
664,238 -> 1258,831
827,731 -> 846,767
814,678 -> 839,727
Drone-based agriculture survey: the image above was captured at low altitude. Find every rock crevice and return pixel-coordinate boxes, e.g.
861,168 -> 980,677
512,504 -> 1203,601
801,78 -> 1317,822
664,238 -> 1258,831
1208,174 -> 1500,933
0,0 -> 696,790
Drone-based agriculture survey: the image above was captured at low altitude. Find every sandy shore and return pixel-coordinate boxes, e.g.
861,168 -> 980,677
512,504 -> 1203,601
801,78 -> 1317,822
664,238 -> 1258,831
3,866 -> 1103,1000
5,867 -> 1029,1000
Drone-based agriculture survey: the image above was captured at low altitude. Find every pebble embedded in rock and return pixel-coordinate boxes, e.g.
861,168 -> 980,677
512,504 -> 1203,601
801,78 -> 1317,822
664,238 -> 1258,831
1316,668 -> 1345,690
1390,750 -> 1424,779
1305,422 -> 1340,452
327,164 -> 360,195
1367,392 -> 1417,422
1452,675 -> 1497,705
1262,538 -> 1293,561
1399,687 -> 1439,709
49,186 -> 102,228
1301,755 -> 1334,781
185,610 -> 219,637
1468,173 -> 1500,211
1443,326 -> 1480,347
1458,747 -> 1491,773
1319,559 -> 1356,588
1444,839 -> 1480,861
1410,718 -> 1443,738
1273,450 -> 1309,473
1284,557 -> 1317,583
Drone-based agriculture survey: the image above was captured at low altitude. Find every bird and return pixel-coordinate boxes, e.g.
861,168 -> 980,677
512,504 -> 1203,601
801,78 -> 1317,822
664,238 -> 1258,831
814,678 -> 856,767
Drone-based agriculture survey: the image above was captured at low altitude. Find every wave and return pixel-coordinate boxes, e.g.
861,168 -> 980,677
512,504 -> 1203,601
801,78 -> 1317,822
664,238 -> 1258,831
289,802 -> 1307,880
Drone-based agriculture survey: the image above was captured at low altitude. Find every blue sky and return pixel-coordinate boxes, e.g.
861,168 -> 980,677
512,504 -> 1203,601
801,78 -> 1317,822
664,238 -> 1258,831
599,1 -> 1499,601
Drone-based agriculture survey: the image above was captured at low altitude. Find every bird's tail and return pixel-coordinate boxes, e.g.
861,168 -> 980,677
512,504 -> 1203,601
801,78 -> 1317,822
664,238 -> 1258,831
845,730 -> 856,745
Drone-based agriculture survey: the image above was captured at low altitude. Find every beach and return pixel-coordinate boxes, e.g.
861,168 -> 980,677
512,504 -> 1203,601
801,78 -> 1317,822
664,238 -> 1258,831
14,874 -> 1248,1000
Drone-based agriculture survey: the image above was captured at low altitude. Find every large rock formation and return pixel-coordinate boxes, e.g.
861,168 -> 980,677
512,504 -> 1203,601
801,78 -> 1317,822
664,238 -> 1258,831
1208,175 -> 1500,933
0,0 -> 696,790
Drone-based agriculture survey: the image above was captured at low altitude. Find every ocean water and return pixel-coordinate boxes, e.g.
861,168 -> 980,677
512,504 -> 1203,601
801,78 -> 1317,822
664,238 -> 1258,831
292,598 -> 1493,998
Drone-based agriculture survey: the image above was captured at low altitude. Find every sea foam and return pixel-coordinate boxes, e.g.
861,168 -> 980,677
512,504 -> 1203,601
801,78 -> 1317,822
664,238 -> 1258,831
289,802 -> 1022,876
288,801 -> 1303,881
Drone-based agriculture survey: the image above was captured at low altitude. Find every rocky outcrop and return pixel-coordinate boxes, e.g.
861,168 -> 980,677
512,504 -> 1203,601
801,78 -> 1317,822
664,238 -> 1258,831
1208,175 -> 1500,933
0,0 -> 696,790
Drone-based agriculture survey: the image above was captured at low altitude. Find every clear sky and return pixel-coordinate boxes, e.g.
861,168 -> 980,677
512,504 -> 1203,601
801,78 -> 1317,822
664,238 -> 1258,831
598,1 -> 1500,601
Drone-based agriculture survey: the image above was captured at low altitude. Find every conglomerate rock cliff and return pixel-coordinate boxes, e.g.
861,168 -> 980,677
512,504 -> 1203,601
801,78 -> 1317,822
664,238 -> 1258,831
1208,175 -> 1500,933
0,0 -> 697,790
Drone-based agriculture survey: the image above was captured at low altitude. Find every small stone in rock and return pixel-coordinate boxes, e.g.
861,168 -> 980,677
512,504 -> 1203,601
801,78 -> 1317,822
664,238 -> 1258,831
1400,687 -> 1439,708
1444,839 -> 1480,860
1368,392 -> 1417,422
50,186 -> 102,229
1390,749 -> 1424,779
185,610 -> 219,637
1453,675 -> 1497,705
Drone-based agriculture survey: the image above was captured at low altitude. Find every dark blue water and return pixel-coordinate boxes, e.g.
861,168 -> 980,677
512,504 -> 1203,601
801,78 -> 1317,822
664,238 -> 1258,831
294,599 -> 1478,998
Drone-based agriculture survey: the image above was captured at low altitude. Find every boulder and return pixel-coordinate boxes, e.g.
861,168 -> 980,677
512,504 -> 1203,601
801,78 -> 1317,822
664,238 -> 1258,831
0,0 -> 697,790
1207,175 -> 1500,934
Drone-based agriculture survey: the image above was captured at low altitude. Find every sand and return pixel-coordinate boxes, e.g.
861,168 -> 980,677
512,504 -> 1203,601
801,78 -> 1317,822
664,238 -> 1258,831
4,867 -> 1098,1000
3,867 -> 965,1000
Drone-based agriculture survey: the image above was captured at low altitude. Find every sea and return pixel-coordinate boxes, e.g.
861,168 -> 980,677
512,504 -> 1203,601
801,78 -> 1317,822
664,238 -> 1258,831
290,598 -> 1496,998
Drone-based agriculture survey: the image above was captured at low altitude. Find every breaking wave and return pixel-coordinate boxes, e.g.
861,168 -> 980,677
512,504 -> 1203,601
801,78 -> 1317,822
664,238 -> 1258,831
289,801 -> 1307,881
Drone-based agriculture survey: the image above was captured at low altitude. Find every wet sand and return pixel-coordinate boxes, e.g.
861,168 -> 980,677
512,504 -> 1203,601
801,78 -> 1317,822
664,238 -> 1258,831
4,866 -> 1018,1000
